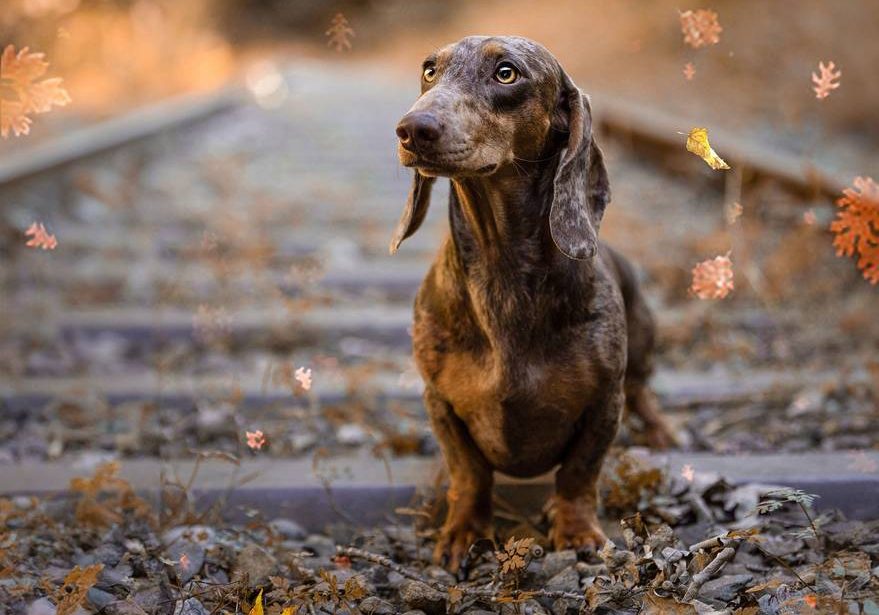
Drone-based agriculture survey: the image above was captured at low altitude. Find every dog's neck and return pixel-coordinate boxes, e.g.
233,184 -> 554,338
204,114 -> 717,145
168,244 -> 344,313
445,160 -> 596,343
448,161 -> 555,265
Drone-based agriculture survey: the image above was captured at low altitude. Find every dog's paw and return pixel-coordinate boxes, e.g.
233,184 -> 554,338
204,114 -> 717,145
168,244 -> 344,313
433,520 -> 490,572
549,520 -> 607,552
547,496 -> 607,552
644,423 -> 679,450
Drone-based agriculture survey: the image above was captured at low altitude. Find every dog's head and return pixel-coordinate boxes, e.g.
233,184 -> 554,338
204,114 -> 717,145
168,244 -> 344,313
391,35 -> 610,260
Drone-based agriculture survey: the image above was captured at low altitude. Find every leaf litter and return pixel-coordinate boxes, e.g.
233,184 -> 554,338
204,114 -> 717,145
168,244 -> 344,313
1,454 -> 877,614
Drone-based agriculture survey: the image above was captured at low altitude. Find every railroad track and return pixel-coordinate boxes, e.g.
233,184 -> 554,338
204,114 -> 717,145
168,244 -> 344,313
1,59 -> 876,521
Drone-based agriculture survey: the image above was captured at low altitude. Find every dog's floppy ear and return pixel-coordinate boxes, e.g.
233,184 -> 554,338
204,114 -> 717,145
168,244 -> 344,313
548,71 -> 610,260
389,171 -> 435,254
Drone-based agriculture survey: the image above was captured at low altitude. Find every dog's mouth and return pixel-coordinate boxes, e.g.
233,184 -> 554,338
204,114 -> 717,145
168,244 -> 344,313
399,146 -> 499,177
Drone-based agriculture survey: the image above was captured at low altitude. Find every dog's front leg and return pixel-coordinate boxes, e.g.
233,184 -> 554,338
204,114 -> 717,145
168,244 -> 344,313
550,385 -> 624,551
424,387 -> 493,570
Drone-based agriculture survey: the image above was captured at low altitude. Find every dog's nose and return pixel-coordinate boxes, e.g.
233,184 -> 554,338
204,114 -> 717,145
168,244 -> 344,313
396,112 -> 442,150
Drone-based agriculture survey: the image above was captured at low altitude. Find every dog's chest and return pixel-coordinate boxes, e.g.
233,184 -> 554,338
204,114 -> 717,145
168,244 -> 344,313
414,314 -> 596,475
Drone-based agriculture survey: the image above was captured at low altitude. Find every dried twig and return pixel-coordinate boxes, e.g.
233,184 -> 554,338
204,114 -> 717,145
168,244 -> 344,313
683,545 -> 736,601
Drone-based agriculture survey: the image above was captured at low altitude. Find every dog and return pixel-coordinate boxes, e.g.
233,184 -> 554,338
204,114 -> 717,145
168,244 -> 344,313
391,35 -> 676,570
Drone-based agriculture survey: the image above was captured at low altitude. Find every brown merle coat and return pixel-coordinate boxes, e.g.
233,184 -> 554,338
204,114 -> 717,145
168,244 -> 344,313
391,35 -> 675,570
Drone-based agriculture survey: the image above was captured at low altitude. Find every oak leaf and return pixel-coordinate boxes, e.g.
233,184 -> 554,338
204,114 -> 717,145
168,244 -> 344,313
812,61 -> 841,100
830,176 -> 879,284
1,45 -> 71,138
686,128 -> 730,170
326,13 -> 355,52
690,253 -> 734,300
55,564 -> 103,615
24,222 -> 58,250
679,9 -> 722,48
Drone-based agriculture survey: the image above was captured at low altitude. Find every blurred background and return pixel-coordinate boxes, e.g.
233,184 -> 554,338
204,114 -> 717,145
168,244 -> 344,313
1,0 -> 877,471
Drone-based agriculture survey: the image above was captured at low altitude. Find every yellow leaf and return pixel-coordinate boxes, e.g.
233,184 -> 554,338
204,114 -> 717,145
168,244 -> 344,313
280,607 -> 299,615
686,127 -> 730,170
249,589 -> 264,615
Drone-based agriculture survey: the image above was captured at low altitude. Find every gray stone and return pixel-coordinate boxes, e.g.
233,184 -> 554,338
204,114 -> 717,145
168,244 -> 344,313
545,567 -> 580,594
539,550 -> 577,579
304,534 -> 336,558
400,580 -> 446,615
163,525 -> 215,584
233,543 -> 278,587
359,596 -> 396,615
700,574 -> 754,602
28,597 -> 57,615
270,518 -> 307,540
174,598 -> 209,615
87,587 -> 117,610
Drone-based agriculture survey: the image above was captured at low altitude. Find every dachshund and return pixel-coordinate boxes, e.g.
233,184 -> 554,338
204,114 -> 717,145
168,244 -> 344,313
391,35 -> 676,570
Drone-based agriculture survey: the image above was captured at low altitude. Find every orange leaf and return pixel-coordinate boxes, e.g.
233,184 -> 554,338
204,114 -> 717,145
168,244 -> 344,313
830,176 -> 879,284
690,253 -> 734,299
680,9 -> 722,48
1,45 -> 71,138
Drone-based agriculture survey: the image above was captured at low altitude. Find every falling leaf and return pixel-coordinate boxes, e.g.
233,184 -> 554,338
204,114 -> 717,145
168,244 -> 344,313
803,594 -> 818,608
24,222 -> 58,250
830,176 -> 879,284
803,209 -> 817,226
295,366 -> 313,391
55,564 -> 103,615
725,201 -> 743,225
325,13 -> 355,52
812,61 -> 841,100
246,430 -> 266,450
179,553 -> 190,570
681,464 -> 695,482
679,9 -> 722,49
248,589 -> 264,615
690,253 -> 734,300
683,62 -> 695,80
1,45 -> 71,138
686,128 -> 730,170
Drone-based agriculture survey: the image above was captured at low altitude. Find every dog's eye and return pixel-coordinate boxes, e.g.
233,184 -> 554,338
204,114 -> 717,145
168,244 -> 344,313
494,63 -> 519,84
422,66 -> 437,83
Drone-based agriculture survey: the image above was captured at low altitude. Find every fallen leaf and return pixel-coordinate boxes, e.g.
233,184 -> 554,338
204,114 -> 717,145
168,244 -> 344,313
803,209 -> 817,226
56,564 -> 103,615
812,61 -> 841,99
295,366 -> 313,391
679,9 -> 722,48
325,13 -> 355,52
246,430 -> 266,450
248,589 -> 264,615
686,128 -> 730,170
1,45 -> 71,138
830,176 -> 879,284
24,222 -> 58,250
725,201 -> 743,225
681,464 -> 695,482
690,253 -> 734,300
